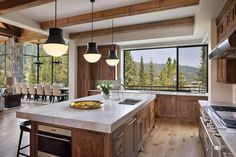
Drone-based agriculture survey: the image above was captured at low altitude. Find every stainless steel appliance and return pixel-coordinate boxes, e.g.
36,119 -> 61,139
210,105 -> 236,129
209,30 -> 236,59
199,107 -> 221,157
37,125 -> 72,157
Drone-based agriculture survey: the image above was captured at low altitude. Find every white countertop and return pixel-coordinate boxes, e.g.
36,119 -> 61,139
16,93 -> 156,133
89,89 -> 208,97
199,100 -> 236,157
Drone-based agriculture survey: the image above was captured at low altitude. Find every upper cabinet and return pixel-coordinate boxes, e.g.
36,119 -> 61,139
216,0 -> 236,43
217,59 -> 236,83
77,44 -> 119,98
93,45 -> 119,80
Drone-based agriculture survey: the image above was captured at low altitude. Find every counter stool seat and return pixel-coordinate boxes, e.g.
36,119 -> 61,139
17,120 -> 31,157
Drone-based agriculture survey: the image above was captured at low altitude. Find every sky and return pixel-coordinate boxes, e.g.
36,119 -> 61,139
130,46 -> 202,68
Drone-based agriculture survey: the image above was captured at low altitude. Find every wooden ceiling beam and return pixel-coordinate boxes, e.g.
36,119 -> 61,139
41,0 -> 199,30
0,0 -> 54,15
0,27 -> 21,37
70,16 -> 194,40
17,30 -> 47,43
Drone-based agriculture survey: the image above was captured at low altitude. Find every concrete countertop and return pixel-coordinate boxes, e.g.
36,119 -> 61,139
199,100 -> 236,157
16,93 -> 156,133
89,89 -> 208,97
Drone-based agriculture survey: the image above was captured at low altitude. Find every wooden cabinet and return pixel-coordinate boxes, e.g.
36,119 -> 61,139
155,95 -> 208,120
112,125 -> 125,157
156,95 -> 176,117
77,44 -> 119,98
124,117 -> 137,157
177,96 -> 200,120
73,130 -> 105,157
216,0 -> 236,43
149,101 -> 155,129
217,59 -> 236,83
88,90 -> 100,96
93,45 -> 119,80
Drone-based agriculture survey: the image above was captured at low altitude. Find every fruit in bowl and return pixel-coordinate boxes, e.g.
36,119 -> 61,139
70,101 -> 103,109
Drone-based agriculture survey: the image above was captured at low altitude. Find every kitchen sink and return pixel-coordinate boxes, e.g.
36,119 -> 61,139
119,99 -> 141,105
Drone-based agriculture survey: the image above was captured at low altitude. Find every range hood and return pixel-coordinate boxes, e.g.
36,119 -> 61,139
209,30 -> 236,59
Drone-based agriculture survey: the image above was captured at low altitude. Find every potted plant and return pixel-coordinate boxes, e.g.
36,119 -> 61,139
97,82 -> 113,99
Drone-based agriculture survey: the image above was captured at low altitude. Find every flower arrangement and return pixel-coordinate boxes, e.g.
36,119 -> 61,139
97,82 -> 113,95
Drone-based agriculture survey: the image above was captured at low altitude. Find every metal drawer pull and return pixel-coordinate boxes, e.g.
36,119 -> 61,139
36,133 -> 71,143
128,118 -> 136,126
116,148 -> 124,156
116,132 -> 124,139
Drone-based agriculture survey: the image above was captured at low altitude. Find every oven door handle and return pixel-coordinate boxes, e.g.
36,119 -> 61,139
200,117 -> 221,150
36,133 -> 71,143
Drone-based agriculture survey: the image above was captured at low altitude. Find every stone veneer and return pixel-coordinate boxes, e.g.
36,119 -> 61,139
6,38 -> 23,83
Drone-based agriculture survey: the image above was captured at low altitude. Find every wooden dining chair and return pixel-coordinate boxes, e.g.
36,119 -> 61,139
52,85 -> 68,102
21,84 -> 29,100
28,84 -> 36,101
36,84 -> 44,102
44,84 -> 52,102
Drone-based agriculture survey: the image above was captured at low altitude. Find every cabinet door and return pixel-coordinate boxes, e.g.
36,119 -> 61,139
73,130 -> 104,157
217,59 -> 227,83
157,95 -> 176,117
149,101 -> 155,129
112,125 -> 125,157
124,117 -> 137,157
177,96 -> 200,120
136,112 -> 142,151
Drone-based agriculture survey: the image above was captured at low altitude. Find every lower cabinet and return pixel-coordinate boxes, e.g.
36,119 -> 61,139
113,100 -> 155,157
73,130 -> 105,157
155,95 -> 208,120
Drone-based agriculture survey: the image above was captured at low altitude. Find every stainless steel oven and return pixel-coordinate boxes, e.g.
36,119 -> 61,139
199,107 -> 222,157
37,125 -> 72,157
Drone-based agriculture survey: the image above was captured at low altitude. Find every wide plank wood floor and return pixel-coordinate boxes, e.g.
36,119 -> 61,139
0,103 -> 205,157
0,102 -> 46,157
138,118 -> 205,157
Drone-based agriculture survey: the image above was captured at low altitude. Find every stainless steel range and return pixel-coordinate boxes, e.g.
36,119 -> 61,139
199,106 -> 221,157
210,105 -> 236,129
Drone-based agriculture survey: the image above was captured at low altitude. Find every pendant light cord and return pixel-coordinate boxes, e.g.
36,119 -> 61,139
91,0 -> 94,42
112,19 -> 113,44
55,0 -> 57,27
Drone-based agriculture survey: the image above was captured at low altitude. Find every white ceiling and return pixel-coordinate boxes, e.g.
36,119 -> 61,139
0,0 -> 227,46
17,0 -> 150,22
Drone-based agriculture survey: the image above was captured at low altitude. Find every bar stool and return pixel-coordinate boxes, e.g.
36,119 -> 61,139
17,120 -> 31,157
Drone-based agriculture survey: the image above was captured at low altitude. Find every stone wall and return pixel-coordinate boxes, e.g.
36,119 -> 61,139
6,38 -> 23,83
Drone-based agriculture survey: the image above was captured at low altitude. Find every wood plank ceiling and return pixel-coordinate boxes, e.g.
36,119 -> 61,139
0,0 -> 199,42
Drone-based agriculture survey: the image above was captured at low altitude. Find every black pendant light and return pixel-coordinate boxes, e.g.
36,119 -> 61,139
83,0 -> 101,63
106,19 -> 119,66
43,0 -> 68,57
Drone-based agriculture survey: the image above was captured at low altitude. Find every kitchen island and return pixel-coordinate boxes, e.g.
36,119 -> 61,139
16,93 -> 156,157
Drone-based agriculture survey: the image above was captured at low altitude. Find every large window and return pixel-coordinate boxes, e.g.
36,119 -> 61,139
23,43 -> 69,86
124,45 -> 208,93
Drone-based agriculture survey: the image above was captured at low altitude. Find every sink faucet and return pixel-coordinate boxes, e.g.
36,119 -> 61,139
120,84 -> 125,100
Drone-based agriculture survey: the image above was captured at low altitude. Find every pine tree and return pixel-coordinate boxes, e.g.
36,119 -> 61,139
29,58 -> 36,84
178,70 -> 186,87
198,46 -> 207,87
139,56 -> 145,87
148,59 -> 154,87
124,51 -> 138,87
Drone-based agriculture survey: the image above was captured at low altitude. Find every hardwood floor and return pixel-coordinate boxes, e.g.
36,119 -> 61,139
0,102 -> 46,157
138,118 -> 205,157
0,103 -> 204,157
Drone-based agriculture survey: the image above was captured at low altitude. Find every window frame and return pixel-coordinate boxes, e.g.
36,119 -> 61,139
23,43 -> 69,85
123,44 -> 208,93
